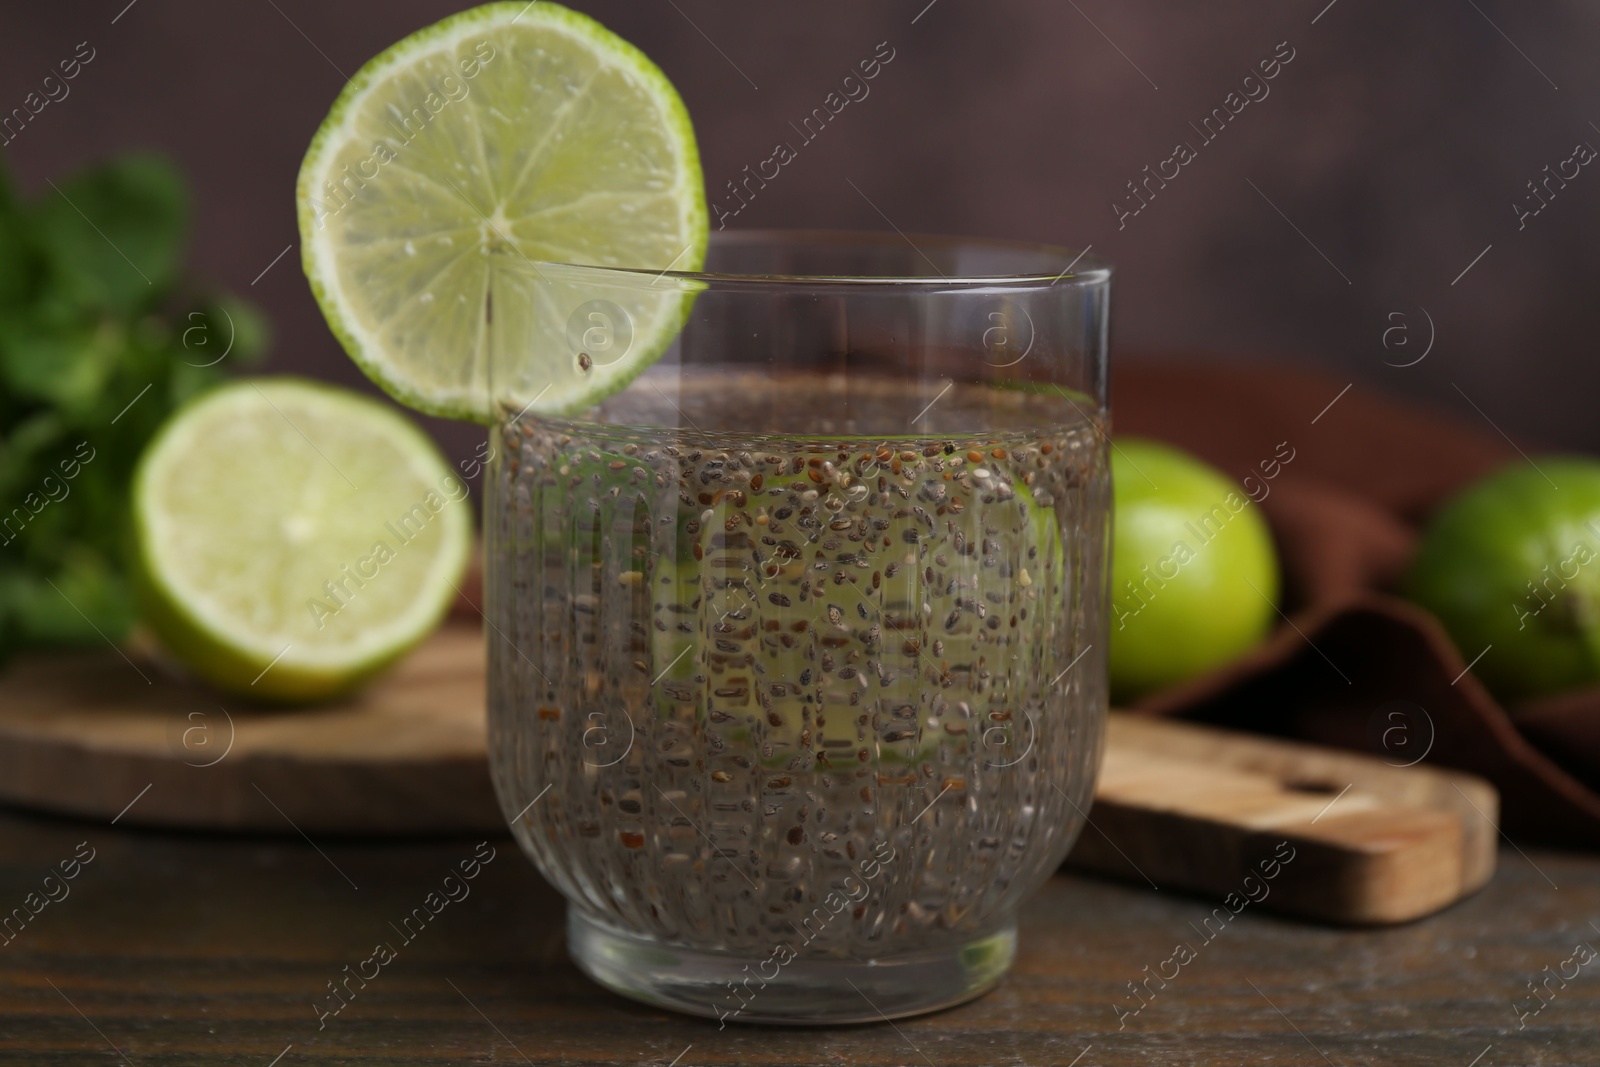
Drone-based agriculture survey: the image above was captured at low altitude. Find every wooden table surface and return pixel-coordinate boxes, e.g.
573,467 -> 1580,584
1,807 -> 1595,1067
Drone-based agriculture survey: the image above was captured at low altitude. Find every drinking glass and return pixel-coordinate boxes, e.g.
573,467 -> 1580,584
484,231 -> 1111,1024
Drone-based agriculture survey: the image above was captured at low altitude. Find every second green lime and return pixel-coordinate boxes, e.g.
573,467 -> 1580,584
1109,437 -> 1279,700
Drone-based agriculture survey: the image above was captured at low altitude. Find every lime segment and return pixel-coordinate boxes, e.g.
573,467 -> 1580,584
132,379 -> 473,702
297,1 -> 708,423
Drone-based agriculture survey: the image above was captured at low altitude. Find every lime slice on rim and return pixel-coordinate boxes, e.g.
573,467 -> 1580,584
297,1 -> 708,423
132,379 -> 473,702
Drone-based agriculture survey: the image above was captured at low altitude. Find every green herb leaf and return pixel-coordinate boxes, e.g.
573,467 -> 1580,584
0,150 -> 267,662
0,553 -> 132,649
0,169 -> 36,309
29,154 -> 187,315
0,316 -> 125,412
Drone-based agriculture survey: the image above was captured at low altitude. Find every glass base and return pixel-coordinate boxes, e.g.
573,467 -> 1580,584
567,909 -> 1016,1026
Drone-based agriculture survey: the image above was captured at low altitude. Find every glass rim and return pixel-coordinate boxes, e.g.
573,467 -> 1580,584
510,228 -> 1111,289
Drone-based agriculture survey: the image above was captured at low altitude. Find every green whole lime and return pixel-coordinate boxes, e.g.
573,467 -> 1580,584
1406,459 -> 1600,701
1109,438 -> 1280,701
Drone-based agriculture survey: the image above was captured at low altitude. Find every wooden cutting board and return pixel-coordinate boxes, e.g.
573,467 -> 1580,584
1070,714 -> 1497,924
0,622 -> 1496,923
0,623 -> 498,837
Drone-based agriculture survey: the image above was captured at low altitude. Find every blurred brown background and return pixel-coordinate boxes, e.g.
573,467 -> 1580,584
3,0 -> 1596,472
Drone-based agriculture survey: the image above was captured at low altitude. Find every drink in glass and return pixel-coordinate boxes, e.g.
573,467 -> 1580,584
485,231 -> 1111,1023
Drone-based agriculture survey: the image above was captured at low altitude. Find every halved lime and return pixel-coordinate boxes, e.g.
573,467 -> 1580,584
297,1 -> 708,423
132,379 -> 473,702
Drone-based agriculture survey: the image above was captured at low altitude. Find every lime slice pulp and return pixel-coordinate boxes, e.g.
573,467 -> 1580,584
297,1 -> 708,423
132,379 -> 473,702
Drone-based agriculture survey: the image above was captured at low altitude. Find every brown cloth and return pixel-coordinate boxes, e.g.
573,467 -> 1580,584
1117,358 -> 1600,848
